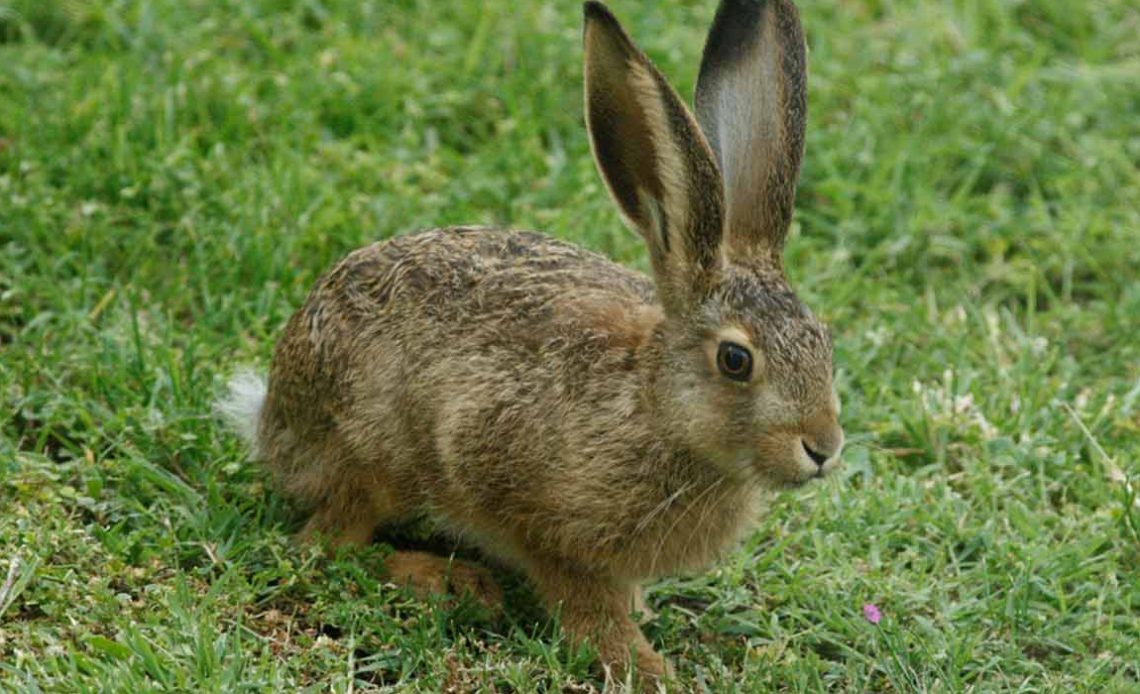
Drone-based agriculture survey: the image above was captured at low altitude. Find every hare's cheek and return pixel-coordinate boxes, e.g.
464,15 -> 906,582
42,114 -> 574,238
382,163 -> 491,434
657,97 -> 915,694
671,395 -> 738,462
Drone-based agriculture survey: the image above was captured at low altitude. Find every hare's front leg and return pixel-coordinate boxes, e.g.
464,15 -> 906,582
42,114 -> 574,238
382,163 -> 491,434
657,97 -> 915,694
532,564 -> 670,688
631,585 -> 656,625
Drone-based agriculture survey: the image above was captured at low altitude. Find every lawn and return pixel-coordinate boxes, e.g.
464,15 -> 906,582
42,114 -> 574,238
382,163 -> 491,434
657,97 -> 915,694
1,0 -> 1138,691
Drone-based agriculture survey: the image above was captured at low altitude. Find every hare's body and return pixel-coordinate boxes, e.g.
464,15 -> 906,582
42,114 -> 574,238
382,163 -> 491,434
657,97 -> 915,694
226,1 -> 846,686
262,227 -> 758,580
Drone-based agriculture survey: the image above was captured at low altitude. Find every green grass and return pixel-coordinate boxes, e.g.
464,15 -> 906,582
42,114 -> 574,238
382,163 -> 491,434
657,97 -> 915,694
2,0 -> 1138,690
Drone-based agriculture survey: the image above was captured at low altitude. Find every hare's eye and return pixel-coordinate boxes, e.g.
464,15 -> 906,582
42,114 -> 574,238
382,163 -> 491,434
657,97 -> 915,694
716,342 -> 753,382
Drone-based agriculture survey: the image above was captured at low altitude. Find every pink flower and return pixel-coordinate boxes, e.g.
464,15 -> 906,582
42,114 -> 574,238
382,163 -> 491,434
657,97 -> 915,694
863,603 -> 882,625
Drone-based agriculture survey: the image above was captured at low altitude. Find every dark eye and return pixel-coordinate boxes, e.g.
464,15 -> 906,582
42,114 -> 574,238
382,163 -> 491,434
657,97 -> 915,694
716,342 -> 753,382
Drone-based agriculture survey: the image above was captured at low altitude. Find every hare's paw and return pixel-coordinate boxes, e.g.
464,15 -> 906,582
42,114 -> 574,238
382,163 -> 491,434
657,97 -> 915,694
600,632 -> 673,692
384,550 -> 503,615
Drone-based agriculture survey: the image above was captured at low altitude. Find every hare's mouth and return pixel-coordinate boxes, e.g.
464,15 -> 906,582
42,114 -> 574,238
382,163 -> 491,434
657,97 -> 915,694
765,450 -> 839,490
778,470 -> 824,490
742,461 -> 816,490
716,447 -> 835,489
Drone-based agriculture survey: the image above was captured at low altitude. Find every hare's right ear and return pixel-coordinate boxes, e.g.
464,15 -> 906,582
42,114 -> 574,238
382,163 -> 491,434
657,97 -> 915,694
583,2 -> 725,314
694,0 -> 808,260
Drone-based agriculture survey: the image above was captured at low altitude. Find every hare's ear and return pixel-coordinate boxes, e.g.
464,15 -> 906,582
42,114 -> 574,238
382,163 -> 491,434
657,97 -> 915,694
695,0 -> 807,260
583,2 -> 725,313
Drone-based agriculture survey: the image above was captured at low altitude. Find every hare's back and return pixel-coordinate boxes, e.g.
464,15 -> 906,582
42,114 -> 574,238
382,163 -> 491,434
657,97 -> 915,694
272,226 -> 659,416
264,226 -> 658,484
324,226 -> 656,336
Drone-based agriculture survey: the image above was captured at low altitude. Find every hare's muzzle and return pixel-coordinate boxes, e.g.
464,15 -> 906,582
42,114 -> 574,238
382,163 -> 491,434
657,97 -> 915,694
799,412 -> 844,478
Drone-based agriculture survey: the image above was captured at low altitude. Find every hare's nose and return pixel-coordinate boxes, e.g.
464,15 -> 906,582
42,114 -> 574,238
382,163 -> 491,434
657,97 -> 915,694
801,440 -> 832,467
801,399 -> 845,470
800,423 -> 844,468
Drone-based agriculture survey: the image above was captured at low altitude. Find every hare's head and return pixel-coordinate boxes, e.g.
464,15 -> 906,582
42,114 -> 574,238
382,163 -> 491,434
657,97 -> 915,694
584,0 -> 842,487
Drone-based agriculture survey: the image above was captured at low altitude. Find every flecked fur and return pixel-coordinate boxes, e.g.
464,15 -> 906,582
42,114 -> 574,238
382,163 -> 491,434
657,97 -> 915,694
242,1 -> 843,687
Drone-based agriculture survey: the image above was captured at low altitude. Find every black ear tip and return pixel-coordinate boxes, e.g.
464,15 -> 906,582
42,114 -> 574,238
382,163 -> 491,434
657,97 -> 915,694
584,2 -> 635,51
584,1 -> 616,24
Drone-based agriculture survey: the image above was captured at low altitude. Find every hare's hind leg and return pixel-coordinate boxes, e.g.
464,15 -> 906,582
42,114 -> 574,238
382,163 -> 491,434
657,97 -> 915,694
296,473 -> 402,549
383,551 -> 503,615
305,513 -> 504,614
291,451 -> 503,613
286,435 -> 410,549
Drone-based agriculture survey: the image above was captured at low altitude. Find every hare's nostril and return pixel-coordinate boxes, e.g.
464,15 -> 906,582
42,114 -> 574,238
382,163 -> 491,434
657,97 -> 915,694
802,440 -> 830,467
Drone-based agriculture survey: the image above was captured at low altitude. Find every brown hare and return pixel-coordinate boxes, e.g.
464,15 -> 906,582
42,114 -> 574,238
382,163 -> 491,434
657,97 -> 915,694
220,0 -> 843,686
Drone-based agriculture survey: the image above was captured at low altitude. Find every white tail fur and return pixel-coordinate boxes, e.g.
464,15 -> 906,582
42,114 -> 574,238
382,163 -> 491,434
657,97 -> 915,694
216,369 -> 267,457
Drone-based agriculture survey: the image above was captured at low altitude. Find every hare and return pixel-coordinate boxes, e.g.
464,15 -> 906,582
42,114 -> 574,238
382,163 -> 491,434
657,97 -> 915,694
220,0 -> 843,686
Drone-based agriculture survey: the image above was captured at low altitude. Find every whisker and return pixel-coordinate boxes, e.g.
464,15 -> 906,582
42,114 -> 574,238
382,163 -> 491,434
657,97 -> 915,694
680,480 -> 738,570
648,476 -> 725,577
634,480 -> 695,536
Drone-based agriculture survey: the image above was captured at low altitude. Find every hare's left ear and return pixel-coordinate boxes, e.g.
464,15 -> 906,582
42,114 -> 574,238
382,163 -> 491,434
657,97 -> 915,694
583,2 -> 726,315
695,0 -> 808,260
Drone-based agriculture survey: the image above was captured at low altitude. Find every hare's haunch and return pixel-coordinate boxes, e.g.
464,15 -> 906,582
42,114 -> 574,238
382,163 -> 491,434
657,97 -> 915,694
221,1 -> 843,686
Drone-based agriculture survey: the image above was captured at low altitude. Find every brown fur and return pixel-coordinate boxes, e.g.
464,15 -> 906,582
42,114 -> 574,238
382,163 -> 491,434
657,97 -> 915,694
242,1 -> 843,688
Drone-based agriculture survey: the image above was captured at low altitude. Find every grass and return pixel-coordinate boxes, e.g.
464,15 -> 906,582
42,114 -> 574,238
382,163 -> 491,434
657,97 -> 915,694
1,0 -> 1138,690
